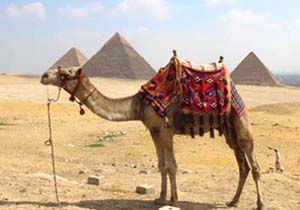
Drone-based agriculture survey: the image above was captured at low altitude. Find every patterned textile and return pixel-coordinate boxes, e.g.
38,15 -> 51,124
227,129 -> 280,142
139,57 -> 244,127
231,80 -> 246,117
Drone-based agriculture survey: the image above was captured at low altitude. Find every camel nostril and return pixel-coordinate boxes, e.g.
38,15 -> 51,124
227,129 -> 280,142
42,72 -> 49,78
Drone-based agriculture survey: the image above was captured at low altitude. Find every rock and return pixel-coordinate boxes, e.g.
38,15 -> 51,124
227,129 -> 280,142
139,170 -> 149,175
87,175 -> 104,185
131,164 -> 137,168
19,188 -> 27,193
78,170 -> 85,175
182,169 -> 192,174
135,184 -> 155,194
159,206 -> 181,210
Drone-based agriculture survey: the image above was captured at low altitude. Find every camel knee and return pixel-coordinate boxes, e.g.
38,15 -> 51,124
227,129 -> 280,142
238,139 -> 252,150
158,162 -> 167,173
240,163 -> 250,177
165,161 -> 177,174
252,167 -> 261,180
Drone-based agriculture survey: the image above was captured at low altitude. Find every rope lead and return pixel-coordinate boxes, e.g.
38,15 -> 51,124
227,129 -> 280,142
45,87 -> 62,208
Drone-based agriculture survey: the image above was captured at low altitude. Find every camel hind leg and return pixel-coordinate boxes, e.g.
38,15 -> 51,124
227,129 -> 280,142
224,118 -> 250,207
233,112 -> 264,210
226,145 -> 250,207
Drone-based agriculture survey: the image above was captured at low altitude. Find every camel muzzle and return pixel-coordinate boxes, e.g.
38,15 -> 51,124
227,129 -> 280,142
40,72 -> 49,85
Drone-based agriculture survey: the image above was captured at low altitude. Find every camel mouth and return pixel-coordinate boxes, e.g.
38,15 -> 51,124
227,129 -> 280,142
40,72 -> 57,85
40,73 -> 49,85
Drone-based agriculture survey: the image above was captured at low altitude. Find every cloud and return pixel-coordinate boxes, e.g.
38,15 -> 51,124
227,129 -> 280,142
205,0 -> 237,6
116,0 -> 169,21
58,2 -> 104,19
4,2 -> 46,19
220,9 -> 269,23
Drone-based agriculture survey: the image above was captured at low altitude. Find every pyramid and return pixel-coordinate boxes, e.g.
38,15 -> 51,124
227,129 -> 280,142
48,47 -> 87,70
231,52 -> 280,86
82,32 -> 156,79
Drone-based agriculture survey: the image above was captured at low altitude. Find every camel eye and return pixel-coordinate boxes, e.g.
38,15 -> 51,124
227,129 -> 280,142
68,70 -> 72,74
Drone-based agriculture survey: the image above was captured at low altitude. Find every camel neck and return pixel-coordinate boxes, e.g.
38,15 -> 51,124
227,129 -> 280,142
74,77 -> 141,122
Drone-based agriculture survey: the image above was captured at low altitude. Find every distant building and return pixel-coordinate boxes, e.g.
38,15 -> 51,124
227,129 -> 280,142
82,32 -> 156,79
231,52 -> 280,86
48,47 -> 87,70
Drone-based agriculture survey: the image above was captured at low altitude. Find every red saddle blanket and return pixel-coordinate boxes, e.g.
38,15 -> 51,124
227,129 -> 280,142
139,57 -> 244,127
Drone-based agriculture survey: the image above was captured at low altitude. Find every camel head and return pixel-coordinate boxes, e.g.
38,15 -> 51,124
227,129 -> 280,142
40,67 -> 84,88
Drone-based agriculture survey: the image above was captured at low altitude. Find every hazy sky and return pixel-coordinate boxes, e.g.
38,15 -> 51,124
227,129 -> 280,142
1,0 -> 300,74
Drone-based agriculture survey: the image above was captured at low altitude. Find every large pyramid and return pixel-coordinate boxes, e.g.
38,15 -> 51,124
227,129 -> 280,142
48,47 -> 87,70
82,32 -> 156,79
231,52 -> 280,86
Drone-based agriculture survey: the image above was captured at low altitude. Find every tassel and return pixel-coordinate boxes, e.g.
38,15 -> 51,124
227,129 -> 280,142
199,115 -> 204,137
222,78 -> 228,85
80,107 -> 85,115
180,114 -> 186,134
218,114 -> 223,136
224,97 -> 229,105
223,113 -> 229,134
69,95 -> 75,102
164,118 -> 171,128
189,115 -> 195,138
188,88 -> 193,99
79,102 -> 85,115
209,114 -> 215,138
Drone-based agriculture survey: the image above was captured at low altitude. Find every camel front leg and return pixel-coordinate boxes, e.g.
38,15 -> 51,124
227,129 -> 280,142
161,135 -> 178,206
150,130 -> 168,205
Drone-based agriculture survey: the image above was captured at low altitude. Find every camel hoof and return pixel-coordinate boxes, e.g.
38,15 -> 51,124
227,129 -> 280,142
226,200 -> 238,207
154,198 -> 168,205
255,202 -> 265,210
170,201 -> 178,207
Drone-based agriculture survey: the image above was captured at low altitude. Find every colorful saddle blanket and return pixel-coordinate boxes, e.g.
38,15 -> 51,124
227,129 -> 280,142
138,57 -> 245,127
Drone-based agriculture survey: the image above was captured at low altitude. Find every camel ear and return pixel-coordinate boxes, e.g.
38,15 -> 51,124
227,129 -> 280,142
76,68 -> 83,76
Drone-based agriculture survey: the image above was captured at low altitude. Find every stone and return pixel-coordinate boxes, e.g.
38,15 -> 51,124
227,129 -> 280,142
131,164 -> 137,168
78,170 -> 85,174
87,175 -> 104,185
135,184 -> 155,194
139,170 -> 149,175
182,169 -> 192,174
159,206 -> 181,210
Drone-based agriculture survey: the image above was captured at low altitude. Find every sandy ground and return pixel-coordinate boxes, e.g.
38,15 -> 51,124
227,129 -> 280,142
0,74 -> 300,210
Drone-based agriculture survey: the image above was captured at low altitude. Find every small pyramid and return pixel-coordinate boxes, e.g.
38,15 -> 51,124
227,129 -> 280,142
48,47 -> 87,70
231,52 -> 280,86
82,32 -> 156,79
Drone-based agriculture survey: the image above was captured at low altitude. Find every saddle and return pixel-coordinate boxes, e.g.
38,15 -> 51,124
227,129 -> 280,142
139,53 -> 245,136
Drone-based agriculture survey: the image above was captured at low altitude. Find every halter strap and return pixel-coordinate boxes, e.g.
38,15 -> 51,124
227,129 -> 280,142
57,67 -> 95,115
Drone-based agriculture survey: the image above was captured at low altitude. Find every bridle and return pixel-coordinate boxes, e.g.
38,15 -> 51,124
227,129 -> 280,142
57,66 -> 96,115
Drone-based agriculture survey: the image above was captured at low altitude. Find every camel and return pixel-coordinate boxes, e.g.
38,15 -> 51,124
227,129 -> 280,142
40,64 -> 264,210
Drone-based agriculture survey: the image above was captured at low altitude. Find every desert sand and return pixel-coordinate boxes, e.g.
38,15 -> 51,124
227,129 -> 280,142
0,74 -> 300,210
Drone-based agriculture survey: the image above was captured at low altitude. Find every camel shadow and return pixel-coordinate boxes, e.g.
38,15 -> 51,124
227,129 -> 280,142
0,199 -> 228,210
